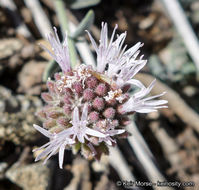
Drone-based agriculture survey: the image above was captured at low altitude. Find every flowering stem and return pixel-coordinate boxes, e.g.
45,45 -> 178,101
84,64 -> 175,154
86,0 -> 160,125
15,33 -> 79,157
54,0 -> 77,69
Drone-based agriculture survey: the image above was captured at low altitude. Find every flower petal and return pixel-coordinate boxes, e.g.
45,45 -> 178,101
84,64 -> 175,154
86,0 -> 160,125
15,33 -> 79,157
41,27 -> 71,72
72,107 -> 79,125
33,124 -> 52,138
81,103 -> 88,121
85,127 -> 106,138
59,142 -> 66,169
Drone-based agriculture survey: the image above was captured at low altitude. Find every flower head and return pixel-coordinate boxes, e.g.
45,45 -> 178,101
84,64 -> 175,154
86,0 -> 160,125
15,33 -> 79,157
118,79 -> 168,114
33,23 -> 167,168
70,103 -> 106,143
33,124 -> 75,169
40,27 -> 71,72
86,22 -> 147,88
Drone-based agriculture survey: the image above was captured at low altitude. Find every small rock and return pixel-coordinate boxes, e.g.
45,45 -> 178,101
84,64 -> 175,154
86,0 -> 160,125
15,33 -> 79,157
0,38 -> 23,60
21,44 -> 35,59
0,86 -> 19,113
0,85 -> 42,145
5,162 -> 52,190
64,157 -> 92,190
18,61 -> 47,95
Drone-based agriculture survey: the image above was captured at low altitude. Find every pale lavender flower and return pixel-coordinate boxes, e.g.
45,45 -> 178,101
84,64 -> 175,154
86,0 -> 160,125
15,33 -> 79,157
93,120 -> 125,146
70,104 -> 106,143
34,104 -> 105,168
40,27 -> 71,72
119,79 -> 168,114
87,22 -> 122,73
33,124 -> 75,168
33,23 -> 167,168
86,22 -> 147,88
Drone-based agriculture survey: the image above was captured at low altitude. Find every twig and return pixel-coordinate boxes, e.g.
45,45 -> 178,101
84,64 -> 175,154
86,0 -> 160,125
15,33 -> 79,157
109,147 -> 136,180
136,73 -> 199,133
0,0 -> 31,38
23,0 -> 52,38
160,0 -> 199,71
128,120 -> 154,158
54,0 -> 77,68
149,122 -> 182,175
149,122 -> 193,182
127,122 -> 174,190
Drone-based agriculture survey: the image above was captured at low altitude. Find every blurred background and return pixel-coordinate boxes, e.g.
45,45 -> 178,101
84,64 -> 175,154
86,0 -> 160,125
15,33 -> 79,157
0,0 -> 199,189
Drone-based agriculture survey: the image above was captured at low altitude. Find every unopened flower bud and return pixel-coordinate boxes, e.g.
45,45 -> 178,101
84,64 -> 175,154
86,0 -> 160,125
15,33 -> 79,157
57,117 -> 69,127
86,76 -> 98,89
47,111 -> 63,119
46,81 -> 55,93
73,82 -> 83,94
103,107 -> 116,119
36,110 -> 46,119
63,87 -> 73,96
63,105 -> 71,114
89,111 -> 99,122
41,92 -> 53,102
43,119 -> 56,128
93,97 -> 105,111
63,95 -> 72,105
83,88 -> 95,101
95,83 -> 107,96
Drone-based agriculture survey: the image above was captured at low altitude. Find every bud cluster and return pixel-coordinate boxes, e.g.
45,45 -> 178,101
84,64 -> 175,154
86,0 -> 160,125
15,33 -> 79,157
36,64 -> 129,160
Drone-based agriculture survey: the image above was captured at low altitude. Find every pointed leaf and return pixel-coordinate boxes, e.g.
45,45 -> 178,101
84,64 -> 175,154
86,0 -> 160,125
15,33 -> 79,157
66,0 -> 101,9
42,60 -> 60,82
71,10 -> 95,39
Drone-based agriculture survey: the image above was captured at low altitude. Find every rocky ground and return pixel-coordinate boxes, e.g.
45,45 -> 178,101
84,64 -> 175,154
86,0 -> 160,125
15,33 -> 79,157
1,0 -> 199,190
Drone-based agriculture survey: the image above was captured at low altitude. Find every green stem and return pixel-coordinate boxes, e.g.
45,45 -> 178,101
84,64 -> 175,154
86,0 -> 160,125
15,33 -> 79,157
54,0 -> 77,69
42,60 -> 59,82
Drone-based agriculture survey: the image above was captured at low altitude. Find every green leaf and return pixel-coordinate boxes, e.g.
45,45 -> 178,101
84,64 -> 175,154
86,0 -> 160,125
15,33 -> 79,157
42,60 -> 60,82
66,0 -> 101,9
72,142 -> 81,154
148,55 -> 167,80
71,10 -> 94,39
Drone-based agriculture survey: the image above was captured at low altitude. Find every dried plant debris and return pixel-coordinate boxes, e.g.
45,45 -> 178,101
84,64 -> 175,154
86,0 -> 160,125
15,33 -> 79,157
0,85 -> 42,145
0,38 -> 23,60
17,61 -> 47,95
5,162 -> 53,190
